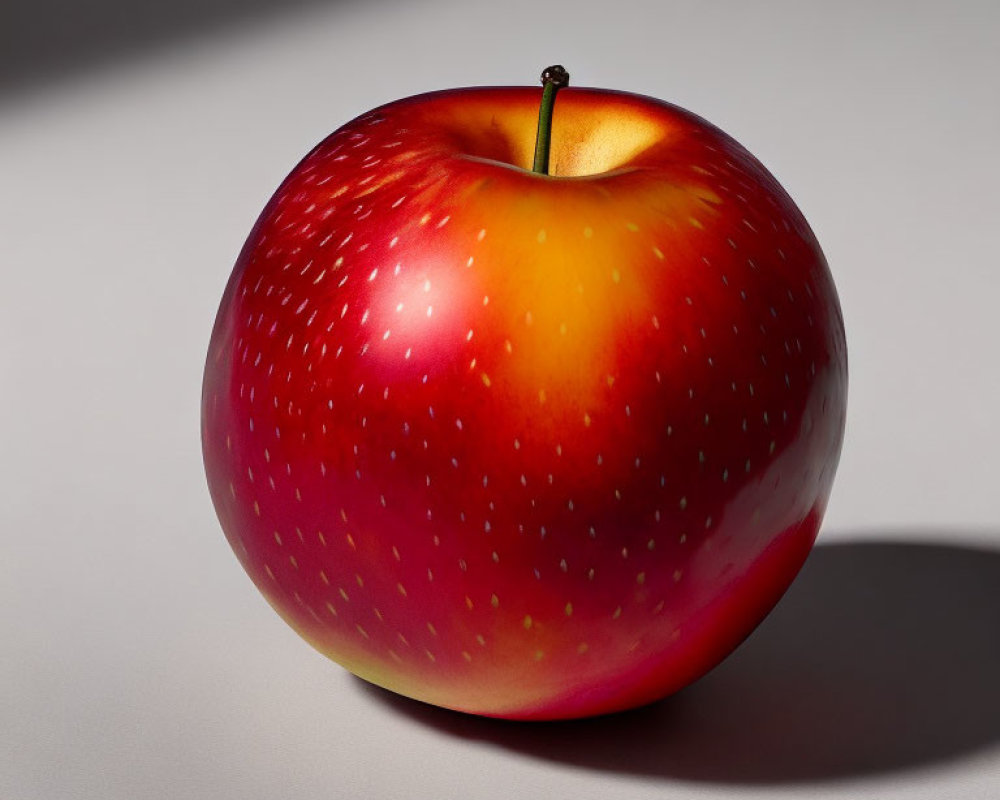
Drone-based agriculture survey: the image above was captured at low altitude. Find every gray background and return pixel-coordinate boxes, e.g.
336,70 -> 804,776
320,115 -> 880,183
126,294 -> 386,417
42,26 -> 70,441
2,1 -> 999,797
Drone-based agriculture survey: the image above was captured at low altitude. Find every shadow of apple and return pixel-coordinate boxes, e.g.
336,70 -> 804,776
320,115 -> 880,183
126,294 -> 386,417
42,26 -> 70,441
357,534 -> 1000,783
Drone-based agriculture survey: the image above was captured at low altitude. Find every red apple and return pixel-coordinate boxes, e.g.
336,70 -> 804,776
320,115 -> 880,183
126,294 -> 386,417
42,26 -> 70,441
202,68 -> 847,720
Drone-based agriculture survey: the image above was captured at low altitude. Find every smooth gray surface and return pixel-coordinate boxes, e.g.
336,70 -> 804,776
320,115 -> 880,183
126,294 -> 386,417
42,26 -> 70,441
2,1 -> 999,797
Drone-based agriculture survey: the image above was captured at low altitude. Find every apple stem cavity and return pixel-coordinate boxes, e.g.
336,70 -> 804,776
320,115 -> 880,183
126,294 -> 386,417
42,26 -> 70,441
531,65 -> 570,176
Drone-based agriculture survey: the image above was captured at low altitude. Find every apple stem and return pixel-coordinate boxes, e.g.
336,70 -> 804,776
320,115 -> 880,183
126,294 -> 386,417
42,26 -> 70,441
532,65 -> 570,175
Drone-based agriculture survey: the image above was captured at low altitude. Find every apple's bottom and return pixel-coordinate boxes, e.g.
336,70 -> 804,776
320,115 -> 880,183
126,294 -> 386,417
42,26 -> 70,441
268,507 -> 821,721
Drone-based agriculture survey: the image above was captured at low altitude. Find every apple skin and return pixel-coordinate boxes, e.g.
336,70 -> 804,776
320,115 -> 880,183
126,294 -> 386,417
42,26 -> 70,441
202,85 -> 847,720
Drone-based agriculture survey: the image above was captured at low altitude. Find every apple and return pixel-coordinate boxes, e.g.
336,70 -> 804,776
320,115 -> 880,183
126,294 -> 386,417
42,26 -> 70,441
202,67 -> 847,720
